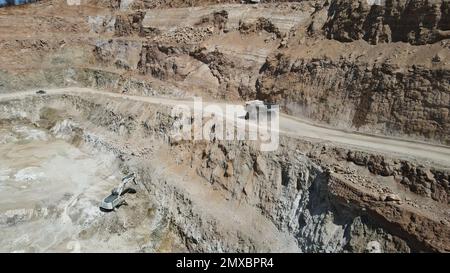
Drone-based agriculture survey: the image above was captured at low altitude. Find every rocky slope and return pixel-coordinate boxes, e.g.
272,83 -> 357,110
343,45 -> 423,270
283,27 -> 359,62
1,92 -> 449,252
324,0 -> 450,45
0,0 -> 449,252
1,0 -> 448,144
256,49 -> 450,143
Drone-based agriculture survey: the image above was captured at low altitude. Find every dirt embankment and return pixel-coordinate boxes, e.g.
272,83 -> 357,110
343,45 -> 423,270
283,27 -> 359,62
256,52 -> 450,144
1,0 -> 448,143
0,0 -> 449,253
2,92 -> 449,252
2,92 -> 448,252
102,1 -> 450,143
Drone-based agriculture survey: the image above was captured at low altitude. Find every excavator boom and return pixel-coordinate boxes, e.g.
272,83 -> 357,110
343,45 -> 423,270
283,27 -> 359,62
100,173 -> 136,210
113,173 -> 136,195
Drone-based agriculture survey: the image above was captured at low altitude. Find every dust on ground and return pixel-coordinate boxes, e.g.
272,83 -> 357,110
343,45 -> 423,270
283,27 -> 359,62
0,122 -> 174,252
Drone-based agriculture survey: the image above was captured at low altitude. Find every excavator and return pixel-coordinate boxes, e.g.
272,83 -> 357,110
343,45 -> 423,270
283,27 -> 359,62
99,173 -> 136,211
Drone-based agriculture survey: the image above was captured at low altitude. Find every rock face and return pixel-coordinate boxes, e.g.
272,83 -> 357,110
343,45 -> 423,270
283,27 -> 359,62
4,93 -> 449,252
2,0 -> 448,143
188,140 -> 415,252
1,0 -> 450,253
0,0 -> 37,8
324,0 -> 450,45
344,150 -> 449,204
114,10 -> 145,36
256,54 -> 450,143
95,39 -> 143,70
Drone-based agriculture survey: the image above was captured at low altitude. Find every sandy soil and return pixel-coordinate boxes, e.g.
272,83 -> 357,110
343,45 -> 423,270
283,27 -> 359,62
0,122 -> 159,252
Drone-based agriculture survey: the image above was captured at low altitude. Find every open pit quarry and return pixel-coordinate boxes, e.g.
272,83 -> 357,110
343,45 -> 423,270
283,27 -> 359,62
0,0 -> 449,253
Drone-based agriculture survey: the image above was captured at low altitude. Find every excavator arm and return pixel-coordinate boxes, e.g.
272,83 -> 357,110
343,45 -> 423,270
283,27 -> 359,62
100,173 -> 137,211
112,173 -> 136,196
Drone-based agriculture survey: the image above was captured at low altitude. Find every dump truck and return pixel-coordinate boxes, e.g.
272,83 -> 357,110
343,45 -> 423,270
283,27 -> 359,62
244,100 -> 278,120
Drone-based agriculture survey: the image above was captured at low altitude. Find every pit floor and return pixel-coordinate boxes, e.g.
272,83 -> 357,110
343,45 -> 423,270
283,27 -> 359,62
0,123 -> 154,252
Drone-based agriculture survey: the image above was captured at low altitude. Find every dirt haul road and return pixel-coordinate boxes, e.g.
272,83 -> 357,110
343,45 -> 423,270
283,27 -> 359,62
1,87 -> 450,167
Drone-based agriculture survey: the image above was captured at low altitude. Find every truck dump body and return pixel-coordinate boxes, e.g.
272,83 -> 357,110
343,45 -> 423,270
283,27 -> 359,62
99,174 -> 136,211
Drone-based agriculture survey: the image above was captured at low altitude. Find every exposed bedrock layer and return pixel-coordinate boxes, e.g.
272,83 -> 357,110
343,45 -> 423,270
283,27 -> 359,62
1,0 -> 450,252
1,94 -> 449,252
324,0 -> 450,45
1,0 -> 448,143
0,67 -> 187,97
256,53 -> 450,143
